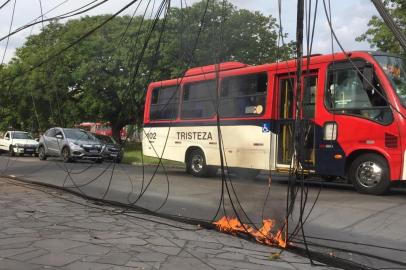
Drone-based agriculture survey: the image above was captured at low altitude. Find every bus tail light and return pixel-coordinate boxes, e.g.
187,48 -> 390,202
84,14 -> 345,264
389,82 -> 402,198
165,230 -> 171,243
323,122 -> 337,141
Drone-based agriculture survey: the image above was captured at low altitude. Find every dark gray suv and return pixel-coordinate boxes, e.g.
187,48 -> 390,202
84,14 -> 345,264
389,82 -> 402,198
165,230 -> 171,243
38,128 -> 103,163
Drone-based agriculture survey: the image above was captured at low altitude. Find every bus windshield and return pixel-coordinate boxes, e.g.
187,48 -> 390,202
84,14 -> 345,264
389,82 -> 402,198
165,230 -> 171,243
375,55 -> 406,107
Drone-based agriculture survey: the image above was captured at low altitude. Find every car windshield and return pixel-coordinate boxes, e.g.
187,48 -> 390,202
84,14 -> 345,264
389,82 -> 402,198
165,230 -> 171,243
13,132 -> 33,139
95,134 -> 116,144
64,129 -> 96,141
375,55 -> 406,107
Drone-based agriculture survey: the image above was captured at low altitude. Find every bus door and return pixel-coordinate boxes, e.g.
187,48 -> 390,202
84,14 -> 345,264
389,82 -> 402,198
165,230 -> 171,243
276,74 -> 317,169
276,77 -> 295,168
300,74 -> 317,169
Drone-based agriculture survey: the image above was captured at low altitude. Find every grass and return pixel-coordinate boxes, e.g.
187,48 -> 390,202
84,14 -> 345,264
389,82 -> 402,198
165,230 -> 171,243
122,142 -> 184,167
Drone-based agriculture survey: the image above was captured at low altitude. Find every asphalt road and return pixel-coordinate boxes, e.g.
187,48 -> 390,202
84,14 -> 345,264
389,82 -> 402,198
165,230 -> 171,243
1,154 -> 406,269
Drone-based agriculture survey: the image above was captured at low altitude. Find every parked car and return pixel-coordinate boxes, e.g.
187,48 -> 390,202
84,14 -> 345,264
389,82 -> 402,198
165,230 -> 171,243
38,128 -> 103,163
0,131 -> 38,156
93,134 -> 123,163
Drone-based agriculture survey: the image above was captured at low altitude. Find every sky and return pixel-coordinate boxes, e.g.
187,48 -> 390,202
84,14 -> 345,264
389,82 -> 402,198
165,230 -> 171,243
0,0 -> 379,63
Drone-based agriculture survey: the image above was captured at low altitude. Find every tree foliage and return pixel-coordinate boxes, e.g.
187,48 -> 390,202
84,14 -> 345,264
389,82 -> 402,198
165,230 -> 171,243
357,0 -> 406,56
0,0 -> 292,141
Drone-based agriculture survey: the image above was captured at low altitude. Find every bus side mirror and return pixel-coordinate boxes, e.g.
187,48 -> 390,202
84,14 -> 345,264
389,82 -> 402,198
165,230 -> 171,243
363,64 -> 374,92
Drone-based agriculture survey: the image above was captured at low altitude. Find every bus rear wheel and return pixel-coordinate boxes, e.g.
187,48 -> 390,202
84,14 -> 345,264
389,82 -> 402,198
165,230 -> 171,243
186,149 -> 213,177
349,153 -> 391,195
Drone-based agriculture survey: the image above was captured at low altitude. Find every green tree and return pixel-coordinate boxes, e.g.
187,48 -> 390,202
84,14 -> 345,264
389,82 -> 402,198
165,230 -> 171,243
0,0 -> 292,141
357,0 -> 406,55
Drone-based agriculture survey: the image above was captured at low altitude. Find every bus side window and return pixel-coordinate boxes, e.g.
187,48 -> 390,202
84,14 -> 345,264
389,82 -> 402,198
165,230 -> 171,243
151,89 -> 159,104
220,72 -> 267,118
325,63 -> 393,124
181,80 -> 216,119
150,86 -> 179,120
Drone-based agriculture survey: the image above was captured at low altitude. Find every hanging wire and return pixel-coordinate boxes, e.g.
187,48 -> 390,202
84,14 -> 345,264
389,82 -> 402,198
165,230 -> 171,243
1,0 -> 16,64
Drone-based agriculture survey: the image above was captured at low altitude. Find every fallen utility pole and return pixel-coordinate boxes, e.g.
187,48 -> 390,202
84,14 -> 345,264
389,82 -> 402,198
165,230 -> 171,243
371,0 -> 406,52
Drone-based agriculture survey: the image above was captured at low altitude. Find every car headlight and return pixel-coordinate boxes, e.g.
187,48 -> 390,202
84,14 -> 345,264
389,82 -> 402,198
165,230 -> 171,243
15,143 -> 23,148
69,142 -> 83,150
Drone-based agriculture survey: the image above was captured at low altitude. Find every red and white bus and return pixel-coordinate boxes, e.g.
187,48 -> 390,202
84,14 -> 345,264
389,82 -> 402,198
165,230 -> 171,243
143,51 -> 406,194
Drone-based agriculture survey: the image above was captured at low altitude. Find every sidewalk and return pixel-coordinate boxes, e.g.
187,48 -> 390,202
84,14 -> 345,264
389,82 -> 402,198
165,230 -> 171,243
0,178 -> 338,270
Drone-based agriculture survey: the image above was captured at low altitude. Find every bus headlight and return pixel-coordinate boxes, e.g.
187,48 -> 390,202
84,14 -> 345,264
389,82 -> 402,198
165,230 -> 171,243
323,122 -> 337,141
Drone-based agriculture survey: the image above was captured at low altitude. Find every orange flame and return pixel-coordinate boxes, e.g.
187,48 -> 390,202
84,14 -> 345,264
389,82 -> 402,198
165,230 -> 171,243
213,216 -> 287,248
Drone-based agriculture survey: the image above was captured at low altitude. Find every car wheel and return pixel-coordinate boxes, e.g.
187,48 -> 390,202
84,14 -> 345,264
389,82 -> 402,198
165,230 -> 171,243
9,146 -> 15,157
349,153 -> 391,195
186,149 -> 213,177
62,147 -> 72,163
38,146 -> 47,160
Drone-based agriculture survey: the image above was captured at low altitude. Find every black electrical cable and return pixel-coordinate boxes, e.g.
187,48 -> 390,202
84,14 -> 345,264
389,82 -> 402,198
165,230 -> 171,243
290,1 -> 406,268
204,0 -> 290,249
125,0 -> 211,210
38,0 -> 169,208
0,0 -> 110,43
200,0 -> 309,252
294,234 -> 406,253
321,0 -> 406,121
0,0 -> 328,264
273,1 -> 326,264
1,177 -> 200,231
130,0 -> 214,213
1,0 -> 16,65
1,0 -> 148,197
0,0 -> 11,9
115,0 -> 145,46
53,0 -> 175,215
0,0 -> 19,176
291,238 -> 406,269
37,0 -> 66,129
371,0 -> 406,52
25,0 -> 71,25
55,0 -> 151,190
93,0 -> 164,207
113,0 -> 171,206
0,0 -> 139,84
296,0 -> 319,265
274,1 -> 308,246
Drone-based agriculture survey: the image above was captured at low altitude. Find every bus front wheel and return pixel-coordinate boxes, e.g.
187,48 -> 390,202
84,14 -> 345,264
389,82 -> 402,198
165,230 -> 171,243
186,149 -> 213,177
349,153 -> 391,195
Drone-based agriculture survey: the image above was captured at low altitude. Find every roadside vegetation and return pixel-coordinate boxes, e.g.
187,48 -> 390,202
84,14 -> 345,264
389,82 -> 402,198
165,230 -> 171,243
122,142 -> 183,167
0,0 -> 293,142
357,0 -> 405,56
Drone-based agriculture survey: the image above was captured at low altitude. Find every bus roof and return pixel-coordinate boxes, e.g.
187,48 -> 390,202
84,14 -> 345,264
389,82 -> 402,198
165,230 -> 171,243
148,51 -> 394,88
184,62 -> 249,77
